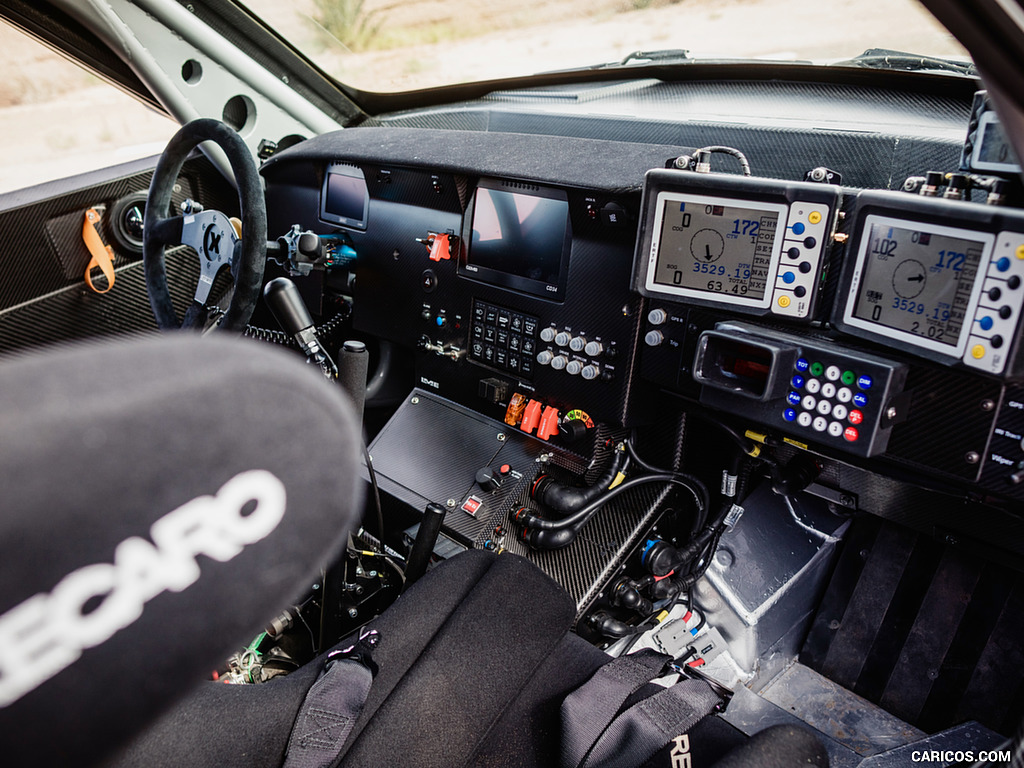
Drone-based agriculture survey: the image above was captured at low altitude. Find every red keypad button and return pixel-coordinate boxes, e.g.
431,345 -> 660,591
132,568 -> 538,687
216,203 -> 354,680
843,426 -> 859,442
848,409 -> 864,425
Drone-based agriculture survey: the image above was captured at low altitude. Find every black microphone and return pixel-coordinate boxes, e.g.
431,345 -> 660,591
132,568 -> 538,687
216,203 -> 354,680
263,277 -> 338,378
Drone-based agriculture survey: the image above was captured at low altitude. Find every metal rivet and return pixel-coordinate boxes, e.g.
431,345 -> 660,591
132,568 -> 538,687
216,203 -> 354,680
446,498 -> 456,508
965,451 -> 980,464
981,399 -> 995,412
886,406 -> 897,420
497,433 -> 506,442
411,397 -> 419,404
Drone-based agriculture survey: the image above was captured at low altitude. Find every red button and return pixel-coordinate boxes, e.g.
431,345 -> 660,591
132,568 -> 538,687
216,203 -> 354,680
499,464 -> 510,475
848,409 -> 863,425
843,426 -> 859,442
461,496 -> 482,516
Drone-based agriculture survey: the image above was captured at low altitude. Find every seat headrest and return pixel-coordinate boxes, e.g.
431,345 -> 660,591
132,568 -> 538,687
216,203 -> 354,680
0,334 -> 363,765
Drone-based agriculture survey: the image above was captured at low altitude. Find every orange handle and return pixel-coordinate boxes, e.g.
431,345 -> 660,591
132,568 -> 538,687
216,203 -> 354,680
83,208 -> 115,294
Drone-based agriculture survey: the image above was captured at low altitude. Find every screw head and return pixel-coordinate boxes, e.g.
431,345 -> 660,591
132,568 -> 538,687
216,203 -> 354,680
965,451 -> 980,465
446,498 -> 456,508
497,433 -> 506,442
981,399 -> 995,412
411,397 -> 420,404
347,608 -> 359,618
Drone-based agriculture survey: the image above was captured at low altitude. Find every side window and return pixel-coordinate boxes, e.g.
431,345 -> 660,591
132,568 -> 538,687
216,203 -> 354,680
0,22 -> 178,194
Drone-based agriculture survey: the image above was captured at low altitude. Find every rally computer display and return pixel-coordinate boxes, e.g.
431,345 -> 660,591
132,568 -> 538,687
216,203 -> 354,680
632,169 -> 841,319
834,191 -> 1024,377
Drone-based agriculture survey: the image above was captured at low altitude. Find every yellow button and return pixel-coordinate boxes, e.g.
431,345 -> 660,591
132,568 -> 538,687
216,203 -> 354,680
1016,244 -> 1024,260
972,344 -> 986,360
808,211 -> 822,225
778,295 -> 791,308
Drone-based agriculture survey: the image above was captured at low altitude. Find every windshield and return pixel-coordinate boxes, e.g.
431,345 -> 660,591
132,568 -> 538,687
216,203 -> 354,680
244,0 -> 969,93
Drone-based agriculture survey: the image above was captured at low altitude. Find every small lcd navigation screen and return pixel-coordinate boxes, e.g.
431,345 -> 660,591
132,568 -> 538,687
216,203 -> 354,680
851,220 -> 986,348
652,199 -> 779,300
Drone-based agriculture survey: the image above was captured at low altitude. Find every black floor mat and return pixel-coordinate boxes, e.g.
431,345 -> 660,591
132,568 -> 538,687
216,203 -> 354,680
801,515 -> 1024,736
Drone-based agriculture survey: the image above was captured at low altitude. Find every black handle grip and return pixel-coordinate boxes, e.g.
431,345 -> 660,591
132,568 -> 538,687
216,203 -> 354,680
263,277 -> 313,336
403,502 -> 447,590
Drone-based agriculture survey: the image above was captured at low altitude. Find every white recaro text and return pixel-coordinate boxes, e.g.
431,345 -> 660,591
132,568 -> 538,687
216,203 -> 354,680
0,469 -> 286,707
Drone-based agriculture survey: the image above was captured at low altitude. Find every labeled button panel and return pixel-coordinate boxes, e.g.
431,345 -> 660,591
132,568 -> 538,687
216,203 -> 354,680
963,231 -> 1024,375
772,200 -> 833,319
470,299 -> 538,379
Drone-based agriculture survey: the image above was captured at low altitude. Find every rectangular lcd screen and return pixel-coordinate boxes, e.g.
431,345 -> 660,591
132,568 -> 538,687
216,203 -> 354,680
320,165 -> 368,229
464,184 -> 570,300
645,192 -> 787,307
847,217 -> 990,352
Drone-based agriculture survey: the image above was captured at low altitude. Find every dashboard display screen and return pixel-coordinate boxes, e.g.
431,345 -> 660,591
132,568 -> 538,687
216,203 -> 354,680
645,192 -> 787,307
464,182 -> 571,300
846,216 -> 991,352
320,164 -> 369,229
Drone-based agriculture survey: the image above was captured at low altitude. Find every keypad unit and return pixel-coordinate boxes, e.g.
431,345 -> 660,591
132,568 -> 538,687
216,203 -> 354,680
470,300 -> 538,378
783,357 -> 874,445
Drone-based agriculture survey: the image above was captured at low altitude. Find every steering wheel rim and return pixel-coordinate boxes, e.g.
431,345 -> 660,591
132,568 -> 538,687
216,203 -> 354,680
143,118 -> 267,332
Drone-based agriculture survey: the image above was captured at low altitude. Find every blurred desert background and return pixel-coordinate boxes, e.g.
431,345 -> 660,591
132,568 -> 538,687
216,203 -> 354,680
0,0 -> 965,193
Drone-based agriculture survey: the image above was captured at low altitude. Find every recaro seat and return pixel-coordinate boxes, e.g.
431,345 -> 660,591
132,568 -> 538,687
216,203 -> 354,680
0,334 -> 827,768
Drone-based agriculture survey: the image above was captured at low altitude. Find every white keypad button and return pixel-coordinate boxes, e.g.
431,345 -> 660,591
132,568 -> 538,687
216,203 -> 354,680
825,365 -> 841,381
802,395 -> 817,411
812,416 -> 828,432
828,421 -> 844,437
797,412 -> 813,427
821,382 -> 837,399
836,387 -> 852,403
832,404 -> 848,420
817,399 -> 832,416
805,379 -> 821,394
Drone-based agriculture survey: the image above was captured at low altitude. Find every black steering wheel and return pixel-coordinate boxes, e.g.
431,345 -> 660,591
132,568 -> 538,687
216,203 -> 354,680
143,118 -> 267,331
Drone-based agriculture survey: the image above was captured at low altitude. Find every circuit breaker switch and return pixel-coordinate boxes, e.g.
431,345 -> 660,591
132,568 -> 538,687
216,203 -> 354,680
504,392 -> 527,426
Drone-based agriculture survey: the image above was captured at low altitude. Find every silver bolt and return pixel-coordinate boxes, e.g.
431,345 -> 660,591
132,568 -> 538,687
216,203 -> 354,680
886,406 -> 897,420
981,399 -> 995,412
497,433 -> 506,442
965,451 -> 980,464
446,498 -> 456,508
411,397 -> 420,404
347,608 -> 358,618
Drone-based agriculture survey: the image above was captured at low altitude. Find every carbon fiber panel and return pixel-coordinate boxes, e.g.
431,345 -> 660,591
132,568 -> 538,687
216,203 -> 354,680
885,366 -> 1001,481
366,390 -> 673,617
0,157 -> 237,353
0,249 -> 200,357
375,79 -> 970,190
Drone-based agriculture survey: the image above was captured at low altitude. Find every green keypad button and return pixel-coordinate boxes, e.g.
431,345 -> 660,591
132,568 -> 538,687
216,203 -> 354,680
841,370 -> 856,386
809,362 -> 824,377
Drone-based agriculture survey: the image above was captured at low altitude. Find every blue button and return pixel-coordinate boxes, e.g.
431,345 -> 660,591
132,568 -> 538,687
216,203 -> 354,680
853,392 -> 868,408
796,358 -> 810,372
783,271 -> 796,284
435,315 -> 446,327
997,257 -> 1011,272
787,390 -> 801,405
979,316 -> 995,331
783,408 -> 797,422
792,222 -> 806,235
792,374 -> 806,389
857,374 -> 873,390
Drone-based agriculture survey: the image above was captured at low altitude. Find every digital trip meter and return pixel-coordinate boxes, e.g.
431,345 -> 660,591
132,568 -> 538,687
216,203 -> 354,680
835,191 -> 1024,377
633,169 -> 841,320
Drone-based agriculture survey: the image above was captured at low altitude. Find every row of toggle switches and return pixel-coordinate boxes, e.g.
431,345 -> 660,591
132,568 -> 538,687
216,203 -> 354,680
505,393 -> 560,441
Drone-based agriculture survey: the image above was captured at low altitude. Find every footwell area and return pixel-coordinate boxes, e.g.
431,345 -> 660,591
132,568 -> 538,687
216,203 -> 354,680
801,515 -> 1024,736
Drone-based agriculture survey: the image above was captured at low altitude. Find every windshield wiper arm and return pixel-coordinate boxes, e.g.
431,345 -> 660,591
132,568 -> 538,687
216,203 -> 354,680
832,48 -> 977,76
585,48 -> 691,69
